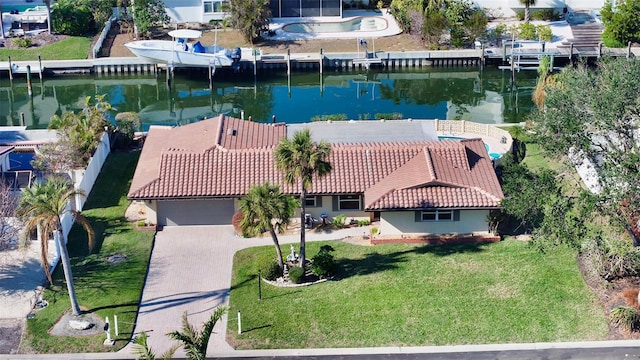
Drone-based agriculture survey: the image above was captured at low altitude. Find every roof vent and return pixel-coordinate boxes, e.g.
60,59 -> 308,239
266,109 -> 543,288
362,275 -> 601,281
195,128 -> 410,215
227,129 -> 237,136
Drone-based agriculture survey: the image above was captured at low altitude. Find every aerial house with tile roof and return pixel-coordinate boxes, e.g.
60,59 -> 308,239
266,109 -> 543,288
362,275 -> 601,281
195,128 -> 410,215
127,115 -> 503,238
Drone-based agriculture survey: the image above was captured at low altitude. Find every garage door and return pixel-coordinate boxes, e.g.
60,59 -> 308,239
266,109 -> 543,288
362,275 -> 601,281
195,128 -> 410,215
157,199 -> 234,226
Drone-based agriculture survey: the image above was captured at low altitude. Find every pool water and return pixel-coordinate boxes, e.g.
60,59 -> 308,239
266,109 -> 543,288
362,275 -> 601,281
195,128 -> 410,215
437,135 -> 502,159
282,16 -> 387,34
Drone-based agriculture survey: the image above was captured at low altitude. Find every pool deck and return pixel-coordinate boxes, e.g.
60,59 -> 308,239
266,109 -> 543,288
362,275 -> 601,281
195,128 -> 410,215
268,9 -> 403,40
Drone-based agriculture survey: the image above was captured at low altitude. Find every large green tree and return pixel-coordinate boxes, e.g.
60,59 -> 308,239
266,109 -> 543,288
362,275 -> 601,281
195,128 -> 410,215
228,0 -> 271,43
166,307 -> 228,360
16,177 -> 95,316
132,0 -> 170,39
519,0 -> 537,23
274,129 -> 331,268
531,57 -> 640,246
239,183 -> 297,272
601,0 -> 640,47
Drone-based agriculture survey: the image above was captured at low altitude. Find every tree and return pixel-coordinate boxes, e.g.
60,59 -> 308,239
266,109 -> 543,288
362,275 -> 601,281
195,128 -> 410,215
239,183 -> 297,271
228,0 -> 271,43
166,307 -> 228,360
519,0 -> 537,23
47,95 -> 112,168
601,0 -> 640,47
132,0 -> 170,39
274,129 -> 331,268
16,176 -> 95,316
531,57 -> 640,246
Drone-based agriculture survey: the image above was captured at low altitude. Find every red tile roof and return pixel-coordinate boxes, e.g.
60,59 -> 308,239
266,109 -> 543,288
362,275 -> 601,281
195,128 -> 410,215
128,116 -> 503,210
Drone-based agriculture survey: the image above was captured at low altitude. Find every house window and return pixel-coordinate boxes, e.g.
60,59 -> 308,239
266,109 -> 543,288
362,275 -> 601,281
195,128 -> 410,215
305,196 -> 322,207
338,195 -> 361,210
420,210 -> 455,222
204,1 -> 227,13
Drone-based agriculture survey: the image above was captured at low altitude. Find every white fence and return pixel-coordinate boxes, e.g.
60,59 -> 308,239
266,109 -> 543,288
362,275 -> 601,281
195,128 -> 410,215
92,16 -> 117,59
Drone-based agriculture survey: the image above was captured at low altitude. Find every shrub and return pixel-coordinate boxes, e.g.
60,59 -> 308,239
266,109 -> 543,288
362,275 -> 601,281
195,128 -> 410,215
610,306 -> 640,331
262,259 -> 282,281
374,113 -> 403,120
288,266 -> 305,284
581,237 -> 640,281
311,114 -> 348,122
515,10 -> 524,21
12,37 -> 32,48
333,214 -> 346,228
371,227 -> 379,235
358,219 -> 370,226
536,25 -> 553,42
518,22 -> 537,40
602,32 -> 625,48
532,9 -> 560,21
311,249 -> 336,279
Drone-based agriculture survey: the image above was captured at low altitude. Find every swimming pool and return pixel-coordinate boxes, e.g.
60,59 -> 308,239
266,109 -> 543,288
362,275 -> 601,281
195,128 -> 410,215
438,136 -> 502,160
282,16 -> 388,34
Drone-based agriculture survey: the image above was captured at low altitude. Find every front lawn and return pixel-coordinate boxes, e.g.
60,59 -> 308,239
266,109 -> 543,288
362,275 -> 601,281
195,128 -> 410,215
228,240 -> 607,349
20,151 -> 153,353
0,37 -> 92,61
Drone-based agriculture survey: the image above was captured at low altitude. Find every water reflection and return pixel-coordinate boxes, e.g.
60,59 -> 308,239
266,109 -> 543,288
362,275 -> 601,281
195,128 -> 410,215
0,68 -> 538,129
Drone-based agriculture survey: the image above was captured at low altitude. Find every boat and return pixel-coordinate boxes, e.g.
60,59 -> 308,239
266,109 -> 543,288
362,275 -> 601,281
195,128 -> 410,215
124,29 -> 241,68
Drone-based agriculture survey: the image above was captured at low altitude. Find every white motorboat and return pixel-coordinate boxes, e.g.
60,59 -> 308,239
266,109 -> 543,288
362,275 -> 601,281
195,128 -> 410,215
125,29 -> 240,68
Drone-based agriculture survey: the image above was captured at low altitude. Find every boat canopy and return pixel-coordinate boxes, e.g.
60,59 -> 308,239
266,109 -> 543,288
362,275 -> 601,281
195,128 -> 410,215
168,29 -> 202,39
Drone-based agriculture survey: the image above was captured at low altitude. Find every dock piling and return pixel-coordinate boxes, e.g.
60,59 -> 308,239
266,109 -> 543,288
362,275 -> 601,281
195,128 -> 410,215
26,65 -> 33,96
7,56 -> 13,82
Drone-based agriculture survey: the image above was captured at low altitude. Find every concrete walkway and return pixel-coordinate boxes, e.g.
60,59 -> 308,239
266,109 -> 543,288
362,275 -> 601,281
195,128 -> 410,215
123,225 -> 370,357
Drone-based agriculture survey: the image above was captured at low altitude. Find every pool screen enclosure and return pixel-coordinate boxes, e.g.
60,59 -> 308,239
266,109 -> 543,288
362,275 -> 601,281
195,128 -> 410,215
269,0 -> 341,17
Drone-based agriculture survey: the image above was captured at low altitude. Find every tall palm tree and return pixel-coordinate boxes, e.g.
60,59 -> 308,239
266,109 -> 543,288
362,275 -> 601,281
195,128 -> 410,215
519,0 -> 537,23
239,182 -> 297,271
274,129 -> 331,268
166,307 -> 228,360
16,176 -> 95,316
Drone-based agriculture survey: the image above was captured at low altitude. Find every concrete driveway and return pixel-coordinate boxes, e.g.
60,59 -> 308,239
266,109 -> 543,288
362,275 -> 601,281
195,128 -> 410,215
125,225 -> 369,357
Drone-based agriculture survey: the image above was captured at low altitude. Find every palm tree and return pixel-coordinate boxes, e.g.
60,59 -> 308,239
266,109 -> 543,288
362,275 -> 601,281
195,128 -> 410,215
131,332 -> 178,360
239,182 -> 297,271
519,0 -> 537,23
16,176 -> 95,316
274,129 -> 331,268
166,307 -> 228,360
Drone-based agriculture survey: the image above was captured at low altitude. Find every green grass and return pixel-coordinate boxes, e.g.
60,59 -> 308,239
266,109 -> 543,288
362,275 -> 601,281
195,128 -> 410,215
20,151 -> 154,353
228,240 -> 608,349
0,37 -> 92,61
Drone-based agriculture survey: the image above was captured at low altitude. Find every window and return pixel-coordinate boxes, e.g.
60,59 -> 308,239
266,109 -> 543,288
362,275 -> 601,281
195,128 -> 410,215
419,210 -> 456,222
338,195 -> 361,210
305,196 -> 322,207
204,1 -> 228,13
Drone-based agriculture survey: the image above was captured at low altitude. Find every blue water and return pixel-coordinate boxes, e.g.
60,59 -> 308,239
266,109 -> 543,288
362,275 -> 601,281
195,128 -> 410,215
0,68 -> 539,129
9,150 -> 35,170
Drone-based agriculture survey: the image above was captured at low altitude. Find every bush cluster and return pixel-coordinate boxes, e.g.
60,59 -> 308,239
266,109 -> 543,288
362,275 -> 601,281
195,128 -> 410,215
262,259 -> 282,281
310,245 -> 337,279
288,266 -> 305,284
12,37 -> 32,48
581,237 -> 640,281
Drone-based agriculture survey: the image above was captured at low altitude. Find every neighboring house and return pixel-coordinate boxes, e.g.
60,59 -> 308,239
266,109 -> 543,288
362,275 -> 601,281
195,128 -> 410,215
128,115 -> 503,237
161,0 -> 610,23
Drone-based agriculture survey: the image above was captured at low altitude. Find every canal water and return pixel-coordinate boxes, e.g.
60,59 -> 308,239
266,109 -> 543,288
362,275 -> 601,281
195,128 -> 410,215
0,67 -> 537,129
